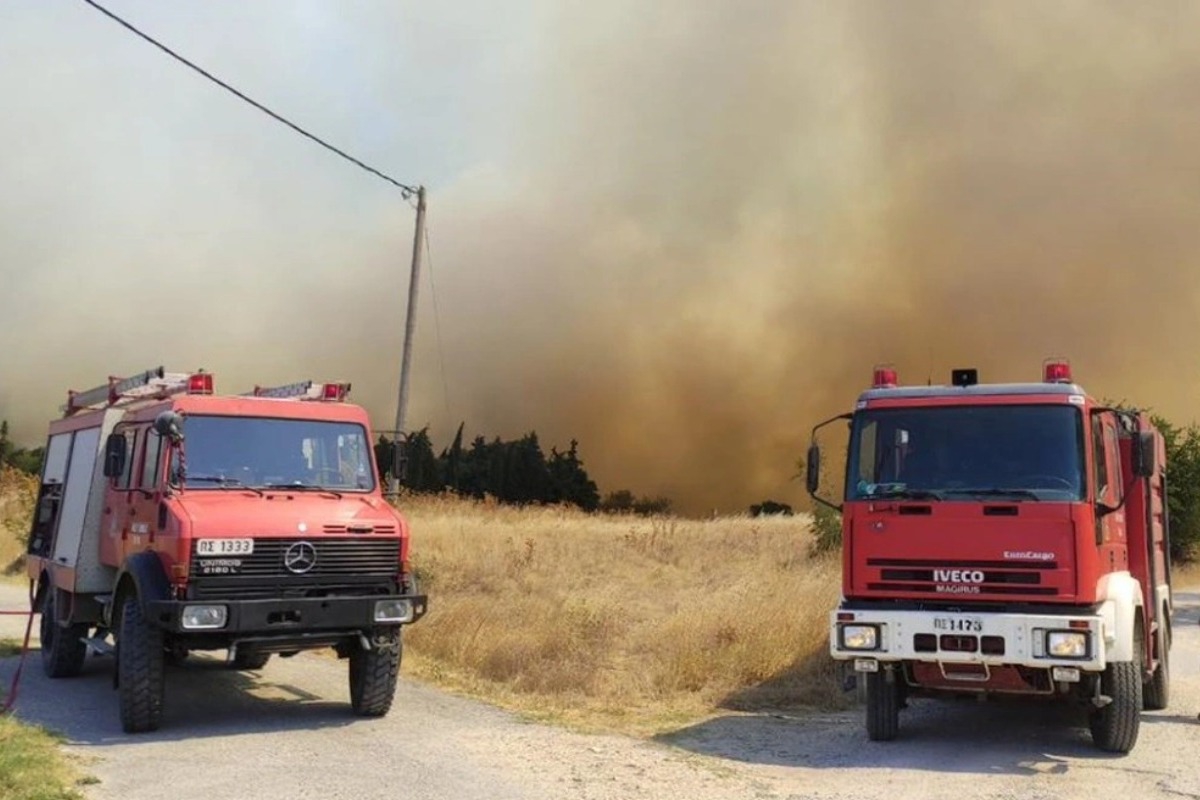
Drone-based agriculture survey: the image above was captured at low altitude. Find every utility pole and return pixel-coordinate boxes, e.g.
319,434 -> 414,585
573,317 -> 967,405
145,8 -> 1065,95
391,185 -> 427,496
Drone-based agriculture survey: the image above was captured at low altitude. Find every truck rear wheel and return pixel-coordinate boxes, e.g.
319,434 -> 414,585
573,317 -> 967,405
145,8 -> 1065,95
349,629 -> 402,717
1089,644 -> 1143,753
1144,619 -> 1170,711
865,668 -> 900,741
117,594 -> 165,733
40,591 -> 88,679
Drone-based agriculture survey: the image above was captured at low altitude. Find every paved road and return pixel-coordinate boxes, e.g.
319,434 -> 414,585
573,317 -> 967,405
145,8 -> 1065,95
4,581 -> 1200,800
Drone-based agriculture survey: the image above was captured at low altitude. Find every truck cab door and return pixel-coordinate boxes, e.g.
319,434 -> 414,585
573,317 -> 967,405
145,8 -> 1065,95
124,427 -> 166,562
1092,412 -> 1127,572
101,425 -> 140,567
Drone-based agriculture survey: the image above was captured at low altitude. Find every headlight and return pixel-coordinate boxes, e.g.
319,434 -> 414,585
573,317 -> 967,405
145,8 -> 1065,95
1046,630 -> 1088,658
374,599 -> 414,623
181,605 -> 228,630
841,624 -> 879,650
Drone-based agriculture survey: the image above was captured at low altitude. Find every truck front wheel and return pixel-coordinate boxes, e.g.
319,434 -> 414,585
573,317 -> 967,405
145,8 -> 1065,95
1089,634 -> 1143,753
117,594 -> 165,733
40,591 -> 88,679
865,668 -> 900,741
349,629 -> 402,717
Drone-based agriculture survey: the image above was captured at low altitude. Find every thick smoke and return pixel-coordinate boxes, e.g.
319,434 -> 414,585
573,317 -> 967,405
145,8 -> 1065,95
3,3 -> 1200,514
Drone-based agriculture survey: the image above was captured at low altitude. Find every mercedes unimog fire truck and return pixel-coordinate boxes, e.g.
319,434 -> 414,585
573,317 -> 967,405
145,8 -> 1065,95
805,361 -> 1170,753
25,367 -> 427,733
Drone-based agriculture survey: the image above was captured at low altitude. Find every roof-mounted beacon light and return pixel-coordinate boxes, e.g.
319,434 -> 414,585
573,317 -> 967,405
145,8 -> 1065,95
872,365 -> 898,389
321,382 -> 351,401
186,371 -> 214,395
1043,359 -> 1072,384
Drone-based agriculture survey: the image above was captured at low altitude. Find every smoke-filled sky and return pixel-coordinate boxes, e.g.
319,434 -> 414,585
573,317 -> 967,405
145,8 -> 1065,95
3,2 -> 1200,514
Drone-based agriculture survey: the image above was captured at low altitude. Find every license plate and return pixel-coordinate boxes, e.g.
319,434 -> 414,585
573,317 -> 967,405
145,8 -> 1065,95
196,538 -> 254,556
933,616 -> 982,633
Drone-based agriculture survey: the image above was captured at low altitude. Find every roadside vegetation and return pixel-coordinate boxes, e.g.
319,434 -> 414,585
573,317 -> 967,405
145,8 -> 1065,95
1,466 -> 36,577
0,716 -> 88,800
400,493 -> 844,733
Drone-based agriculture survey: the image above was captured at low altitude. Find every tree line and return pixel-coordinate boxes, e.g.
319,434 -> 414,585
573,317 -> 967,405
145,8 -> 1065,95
375,425 -> 672,515
0,421 -> 44,475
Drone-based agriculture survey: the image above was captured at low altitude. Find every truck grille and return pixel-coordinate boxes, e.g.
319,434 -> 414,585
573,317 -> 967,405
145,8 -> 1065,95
865,558 -> 1059,597
188,537 -> 400,599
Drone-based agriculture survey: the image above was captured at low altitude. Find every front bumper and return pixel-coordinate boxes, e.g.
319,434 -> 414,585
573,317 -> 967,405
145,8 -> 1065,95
830,607 -> 1108,672
147,593 -> 428,635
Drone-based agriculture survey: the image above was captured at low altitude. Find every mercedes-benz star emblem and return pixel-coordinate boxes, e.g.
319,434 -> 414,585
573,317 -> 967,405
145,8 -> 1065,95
283,541 -> 317,574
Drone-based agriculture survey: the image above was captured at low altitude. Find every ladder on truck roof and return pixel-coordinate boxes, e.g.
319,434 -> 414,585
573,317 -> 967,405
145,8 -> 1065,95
245,380 -> 351,401
63,367 -> 213,417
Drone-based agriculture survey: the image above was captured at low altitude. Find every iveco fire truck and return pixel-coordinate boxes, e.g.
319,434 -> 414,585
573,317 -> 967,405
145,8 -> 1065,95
805,361 -> 1169,753
25,367 -> 426,733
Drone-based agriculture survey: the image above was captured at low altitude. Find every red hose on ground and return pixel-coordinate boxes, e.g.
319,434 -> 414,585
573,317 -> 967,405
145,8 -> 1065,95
1,581 -> 37,715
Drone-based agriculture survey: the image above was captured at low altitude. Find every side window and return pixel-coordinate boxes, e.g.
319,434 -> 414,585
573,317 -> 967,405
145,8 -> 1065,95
115,428 -> 139,490
856,421 -> 878,484
1104,418 -> 1123,503
1091,415 -> 1109,501
141,432 -> 164,489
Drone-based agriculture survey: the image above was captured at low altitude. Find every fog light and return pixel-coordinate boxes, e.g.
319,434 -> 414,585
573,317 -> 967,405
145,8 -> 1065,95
1052,666 -> 1081,682
841,624 -> 879,650
854,658 -> 880,673
1047,630 -> 1088,658
374,599 -> 414,623
181,605 -> 228,630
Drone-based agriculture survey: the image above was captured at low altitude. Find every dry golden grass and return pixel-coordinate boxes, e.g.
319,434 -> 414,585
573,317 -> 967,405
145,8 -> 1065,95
1171,561 -> 1200,589
0,467 -> 36,576
400,494 -> 845,734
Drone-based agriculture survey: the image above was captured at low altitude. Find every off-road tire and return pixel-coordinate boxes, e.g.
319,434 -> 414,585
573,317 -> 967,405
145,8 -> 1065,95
1089,636 -> 1143,753
1144,618 -> 1170,711
232,650 -> 271,671
40,591 -> 88,679
349,629 -> 402,717
117,594 -> 165,733
865,668 -> 900,741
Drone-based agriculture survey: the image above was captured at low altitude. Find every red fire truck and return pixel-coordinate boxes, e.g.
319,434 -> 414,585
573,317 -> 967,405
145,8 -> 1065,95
25,367 -> 426,733
805,361 -> 1170,753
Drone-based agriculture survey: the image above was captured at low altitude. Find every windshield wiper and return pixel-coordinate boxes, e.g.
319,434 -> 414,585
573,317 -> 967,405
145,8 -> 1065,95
263,482 -> 344,499
945,487 -> 1041,501
185,476 -> 264,497
869,487 -> 944,501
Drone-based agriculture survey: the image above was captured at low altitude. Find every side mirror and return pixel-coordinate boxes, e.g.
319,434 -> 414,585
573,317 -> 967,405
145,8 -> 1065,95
805,444 -> 821,495
153,411 -> 184,444
103,433 -> 127,478
1133,431 -> 1156,478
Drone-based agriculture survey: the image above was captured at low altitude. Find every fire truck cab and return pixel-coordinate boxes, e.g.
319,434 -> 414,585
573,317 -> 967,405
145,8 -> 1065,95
805,361 -> 1170,753
26,367 -> 426,733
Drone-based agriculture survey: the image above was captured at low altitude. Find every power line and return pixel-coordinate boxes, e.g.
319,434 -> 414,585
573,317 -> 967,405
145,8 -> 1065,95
80,0 -> 418,197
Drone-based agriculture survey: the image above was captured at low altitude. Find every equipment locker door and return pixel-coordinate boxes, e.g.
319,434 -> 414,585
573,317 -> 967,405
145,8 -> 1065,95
51,427 -> 102,567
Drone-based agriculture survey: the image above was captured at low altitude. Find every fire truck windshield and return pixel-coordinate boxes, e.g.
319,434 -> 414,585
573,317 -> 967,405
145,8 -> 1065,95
846,404 -> 1085,502
171,415 -> 376,492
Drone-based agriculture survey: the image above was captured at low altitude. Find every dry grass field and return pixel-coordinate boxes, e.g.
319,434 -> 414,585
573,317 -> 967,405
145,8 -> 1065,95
398,494 -> 845,732
0,467 -> 35,577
